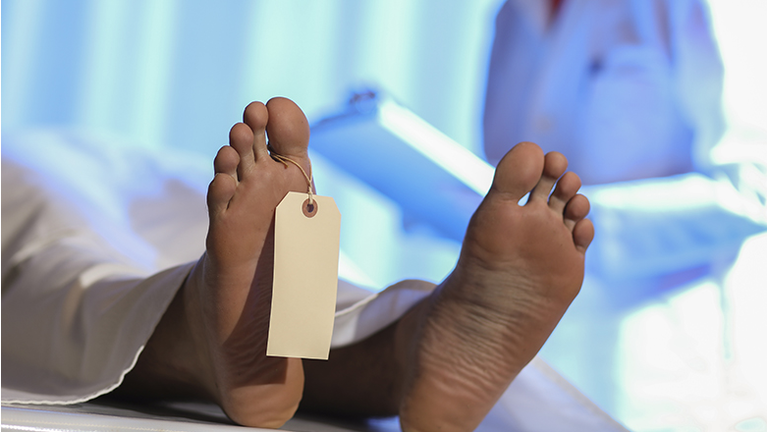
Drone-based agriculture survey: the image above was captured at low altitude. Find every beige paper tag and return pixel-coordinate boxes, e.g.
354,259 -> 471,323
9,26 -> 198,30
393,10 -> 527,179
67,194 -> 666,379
267,191 -> 341,359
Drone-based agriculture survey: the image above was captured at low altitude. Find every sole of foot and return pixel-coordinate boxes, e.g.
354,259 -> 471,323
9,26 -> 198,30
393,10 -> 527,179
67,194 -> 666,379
184,97 -> 313,427
398,141 -> 594,432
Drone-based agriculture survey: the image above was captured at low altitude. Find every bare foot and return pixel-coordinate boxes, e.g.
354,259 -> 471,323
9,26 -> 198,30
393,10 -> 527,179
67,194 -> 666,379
182,97 -> 313,427
398,142 -> 594,431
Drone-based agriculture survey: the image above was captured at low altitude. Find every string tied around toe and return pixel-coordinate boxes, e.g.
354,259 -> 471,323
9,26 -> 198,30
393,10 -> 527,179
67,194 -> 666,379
268,145 -> 314,206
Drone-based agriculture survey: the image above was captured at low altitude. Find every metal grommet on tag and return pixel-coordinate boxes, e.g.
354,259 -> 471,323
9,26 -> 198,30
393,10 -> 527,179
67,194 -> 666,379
303,198 -> 318,218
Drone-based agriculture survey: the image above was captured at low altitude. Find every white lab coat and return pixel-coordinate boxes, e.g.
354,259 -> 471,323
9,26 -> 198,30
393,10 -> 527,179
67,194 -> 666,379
483,0 -> 724,185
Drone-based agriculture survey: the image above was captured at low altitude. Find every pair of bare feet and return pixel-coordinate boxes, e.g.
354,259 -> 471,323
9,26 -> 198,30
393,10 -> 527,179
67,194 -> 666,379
129,98 -> 593,431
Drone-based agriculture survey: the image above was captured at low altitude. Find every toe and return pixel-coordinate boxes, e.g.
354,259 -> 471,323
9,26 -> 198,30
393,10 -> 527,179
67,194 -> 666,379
529,152 -> 568,204
214,145 -> 240,183
563,194 -> 590,230
243,101 -> 270,161
207,173 -> 237,217
230,123 -> 256,176
490,142 -> 544,201
265,97 -> 310,160
572,219 -> 595,253
549,171 -> 582,214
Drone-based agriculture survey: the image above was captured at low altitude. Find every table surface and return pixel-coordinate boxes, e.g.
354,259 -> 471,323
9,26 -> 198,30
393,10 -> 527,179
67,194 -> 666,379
1,400 -> 403,432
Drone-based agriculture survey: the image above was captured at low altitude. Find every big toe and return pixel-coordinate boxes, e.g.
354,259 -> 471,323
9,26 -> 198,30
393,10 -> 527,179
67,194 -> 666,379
490,142 -> 545,201
265,97 -> 310,158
